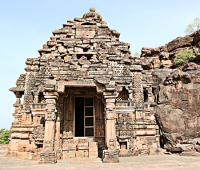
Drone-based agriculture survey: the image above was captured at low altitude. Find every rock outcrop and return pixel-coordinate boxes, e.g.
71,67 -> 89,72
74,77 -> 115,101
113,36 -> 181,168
141,30 -> 200,69
141,30 -> 200,154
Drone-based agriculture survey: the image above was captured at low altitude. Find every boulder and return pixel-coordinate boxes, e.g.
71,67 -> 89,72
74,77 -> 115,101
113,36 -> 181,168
167,36 -> 193,52
166,147 -> 183,153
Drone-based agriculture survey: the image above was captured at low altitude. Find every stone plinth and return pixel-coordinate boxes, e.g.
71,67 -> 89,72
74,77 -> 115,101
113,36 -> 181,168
39,151 -> 57,164
102,150 -> 119,163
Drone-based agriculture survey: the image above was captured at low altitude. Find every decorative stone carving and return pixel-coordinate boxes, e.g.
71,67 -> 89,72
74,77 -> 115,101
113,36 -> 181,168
63,131 -> 73,139
114,64 -> 130,76
133,72 -> 144,109
23,72 -> 35,111
95,120 -> 105,136
32,127 -> 45,140
63,120 -> 73,132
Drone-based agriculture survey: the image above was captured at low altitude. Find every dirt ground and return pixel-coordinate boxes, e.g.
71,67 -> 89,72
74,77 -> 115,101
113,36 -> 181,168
0,148 -> 200,170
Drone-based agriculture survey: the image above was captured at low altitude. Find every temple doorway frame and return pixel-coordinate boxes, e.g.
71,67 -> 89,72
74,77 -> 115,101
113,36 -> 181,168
74,96 -> 95,137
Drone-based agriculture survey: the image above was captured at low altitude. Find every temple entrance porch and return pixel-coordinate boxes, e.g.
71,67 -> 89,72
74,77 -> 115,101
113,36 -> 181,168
59,87 -> 105,159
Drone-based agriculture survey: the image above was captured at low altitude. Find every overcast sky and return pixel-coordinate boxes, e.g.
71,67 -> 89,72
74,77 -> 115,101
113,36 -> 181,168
0,0 -> 200,129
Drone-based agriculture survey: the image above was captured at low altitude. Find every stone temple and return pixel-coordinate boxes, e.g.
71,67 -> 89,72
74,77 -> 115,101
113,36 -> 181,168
8,8 -> 200,163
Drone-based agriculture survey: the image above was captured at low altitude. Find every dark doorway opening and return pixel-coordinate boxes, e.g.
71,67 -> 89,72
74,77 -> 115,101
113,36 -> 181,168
75,97 -> 84,137
143,89 -> 148,102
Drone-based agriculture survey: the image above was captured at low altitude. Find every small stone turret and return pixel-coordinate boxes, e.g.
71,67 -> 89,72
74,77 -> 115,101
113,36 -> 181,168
83,7 -> 102,21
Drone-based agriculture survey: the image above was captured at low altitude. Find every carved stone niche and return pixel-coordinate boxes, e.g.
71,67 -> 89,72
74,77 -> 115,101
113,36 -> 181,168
117,136 -> 131,150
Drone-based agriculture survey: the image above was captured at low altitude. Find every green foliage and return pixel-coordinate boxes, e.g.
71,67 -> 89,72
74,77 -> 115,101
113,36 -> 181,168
0,128 -> 10,144
174,49 -> 196,67
134,51 -> 140,57
185,17 -> 200,35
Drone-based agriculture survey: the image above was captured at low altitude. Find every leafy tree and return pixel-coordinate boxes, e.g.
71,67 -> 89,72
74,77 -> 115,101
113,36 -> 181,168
185,17 -> 200,35
0,128 -> 10,144
174,49 -> 196,67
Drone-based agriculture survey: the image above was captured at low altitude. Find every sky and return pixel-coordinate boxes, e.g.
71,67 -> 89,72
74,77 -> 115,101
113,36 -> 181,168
0,0 -> 200,129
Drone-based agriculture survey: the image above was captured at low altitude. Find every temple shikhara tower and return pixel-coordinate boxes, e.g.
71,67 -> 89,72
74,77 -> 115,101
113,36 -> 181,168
8,8 -> 159,163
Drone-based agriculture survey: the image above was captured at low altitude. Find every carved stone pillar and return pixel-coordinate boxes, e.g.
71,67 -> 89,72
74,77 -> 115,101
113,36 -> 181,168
39,92 -> 58,164
8,92 -> 23,152
133,72 -> 145,122
146,86 -> 153,102
102,91 -> 119,163
14,92 -> 22,105
33,90 -> 39,104
133,72 -> 144,109
23,72 -> 34,111
19,72 -> 33,133
55,110 -> 61,143
13,92 -> 23,124
105,100 -> 116,148
54,108 -> 62,160
59,98 -> 64,138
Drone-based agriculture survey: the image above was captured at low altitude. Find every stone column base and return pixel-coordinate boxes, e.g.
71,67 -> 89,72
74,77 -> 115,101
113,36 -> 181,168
102,150 -> 119,163
39,151 -> 57,164
55,150 -> 62,160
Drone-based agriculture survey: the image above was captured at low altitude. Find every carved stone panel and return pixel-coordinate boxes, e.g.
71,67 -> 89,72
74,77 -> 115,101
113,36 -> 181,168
95,120 -> 105,137
133,72 -> 144,108
23,72 -> 34,110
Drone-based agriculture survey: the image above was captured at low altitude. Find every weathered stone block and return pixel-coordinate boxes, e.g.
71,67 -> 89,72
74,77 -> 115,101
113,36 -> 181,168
76,150 -> 88,158
64,56 -> 72,62
89,143 -> 98,152
18,140 -> 30,150
102,150 -> 119,163
105,98 -> 115,103
62,144 -> 76,151
16,152 -> 28,159
62,151 -> 76,158
39,151 -> 57,164
89,151 -> 98,158
58,46 -> 67,53
105,111 -> 115,119
105,103 -> 115,109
